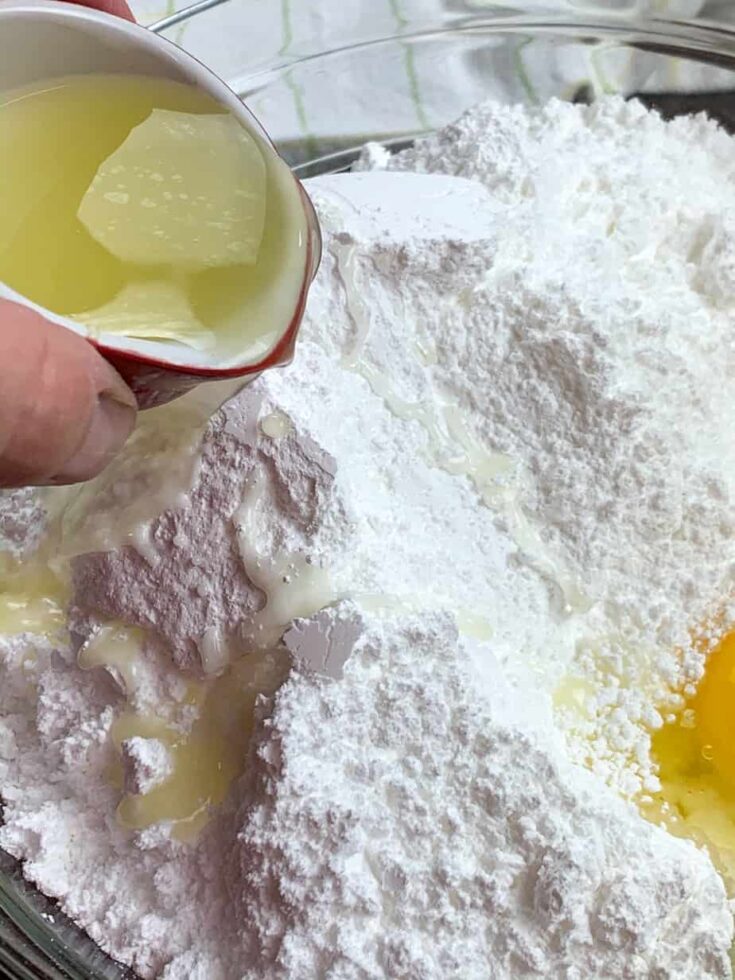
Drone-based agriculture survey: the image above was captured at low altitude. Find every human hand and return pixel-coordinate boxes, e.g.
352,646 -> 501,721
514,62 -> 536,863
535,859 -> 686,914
0,0 -> 137,488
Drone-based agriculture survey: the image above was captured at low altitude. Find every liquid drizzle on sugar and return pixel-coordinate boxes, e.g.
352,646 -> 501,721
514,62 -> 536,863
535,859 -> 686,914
260,411 -> 293,440
83,446 -> 499,839
79,622 -> 287,841
78,623 -> 147,694
234,466 -> 336,649
70,449 -> 339,840
1,399 -> 512,845
334,243 -> 589,617
0,392 -> 311,844
233,459 -> 495,648
0,381 -> 516,852
113,652 -> 286,842
48,379 -> 243,564
0,557 -> 68,637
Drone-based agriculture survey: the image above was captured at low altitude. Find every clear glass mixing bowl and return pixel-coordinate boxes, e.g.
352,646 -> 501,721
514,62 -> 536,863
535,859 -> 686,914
3,3 -> 735,977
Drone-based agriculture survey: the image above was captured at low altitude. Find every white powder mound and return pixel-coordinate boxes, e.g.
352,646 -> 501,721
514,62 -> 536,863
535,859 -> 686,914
1,614 -> 730,980
359,97 -> 735,790
361,97 -> 735,647
236,610 -> 732,980
1,96 -> 735,978
0,632 -> 231,978
69,383 -> 341,672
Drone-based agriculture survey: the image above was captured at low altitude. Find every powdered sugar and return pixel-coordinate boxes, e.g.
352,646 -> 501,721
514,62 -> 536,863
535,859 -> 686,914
236,610 -> 732,979
122,737 -> 173,795
366,98 -> 735,643
363,97 -> 735,790
1,95 -> 735,977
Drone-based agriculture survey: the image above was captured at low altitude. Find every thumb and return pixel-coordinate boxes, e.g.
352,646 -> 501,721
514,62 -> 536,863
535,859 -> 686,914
0,300 -> 137,487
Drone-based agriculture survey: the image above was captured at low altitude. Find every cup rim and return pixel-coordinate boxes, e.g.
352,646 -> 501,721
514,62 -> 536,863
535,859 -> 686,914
0,0 -> 274,147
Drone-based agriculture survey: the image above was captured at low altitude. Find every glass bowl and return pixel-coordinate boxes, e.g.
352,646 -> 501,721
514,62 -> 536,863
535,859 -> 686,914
3,4 -> 735,977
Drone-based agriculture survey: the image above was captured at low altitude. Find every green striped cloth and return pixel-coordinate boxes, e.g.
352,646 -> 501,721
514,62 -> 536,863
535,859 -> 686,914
131,0 -> 735,158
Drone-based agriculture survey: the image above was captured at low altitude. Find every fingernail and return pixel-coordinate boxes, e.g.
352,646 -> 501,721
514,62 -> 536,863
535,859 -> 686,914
51,393 -> 137,485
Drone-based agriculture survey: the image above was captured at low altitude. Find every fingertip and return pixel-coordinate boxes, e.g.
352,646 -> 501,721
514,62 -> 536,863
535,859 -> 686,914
0,301 -> 137,487
49,391 -> 137,486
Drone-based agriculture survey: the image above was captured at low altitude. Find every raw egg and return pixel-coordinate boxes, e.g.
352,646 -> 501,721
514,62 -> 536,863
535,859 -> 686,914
649,630 -> 735,888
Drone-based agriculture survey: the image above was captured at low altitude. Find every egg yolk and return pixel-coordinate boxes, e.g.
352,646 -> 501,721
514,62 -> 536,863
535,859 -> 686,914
692,631 -> 735,789
649,630 -> 735,888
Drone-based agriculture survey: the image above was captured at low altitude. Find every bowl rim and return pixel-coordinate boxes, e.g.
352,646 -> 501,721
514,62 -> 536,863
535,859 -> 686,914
151,4 -> 735,70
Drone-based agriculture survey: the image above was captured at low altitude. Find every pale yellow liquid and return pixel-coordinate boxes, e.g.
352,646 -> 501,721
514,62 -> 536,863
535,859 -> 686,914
0,74 -> 308,364
108,649 -> 287,841
0,554 -> 68,637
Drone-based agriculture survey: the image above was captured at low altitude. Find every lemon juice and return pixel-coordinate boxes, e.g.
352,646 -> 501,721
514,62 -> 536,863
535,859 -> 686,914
0,73 -> 309,364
